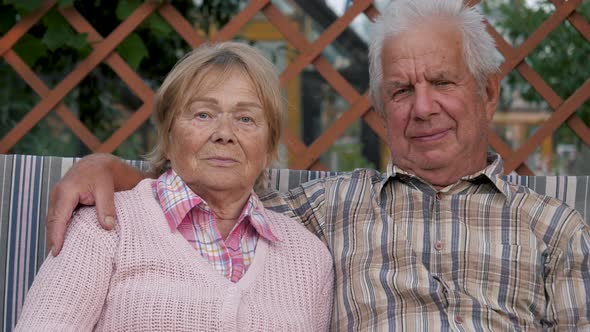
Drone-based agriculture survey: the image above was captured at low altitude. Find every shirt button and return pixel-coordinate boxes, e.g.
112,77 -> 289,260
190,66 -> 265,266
434,241 -> 444,251
454,315 -> 464,324
435,192 -> 442,200
227,286 -> 237,294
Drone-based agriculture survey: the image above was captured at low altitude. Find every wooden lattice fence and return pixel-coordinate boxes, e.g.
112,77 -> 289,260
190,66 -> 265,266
1,0 -> 589,174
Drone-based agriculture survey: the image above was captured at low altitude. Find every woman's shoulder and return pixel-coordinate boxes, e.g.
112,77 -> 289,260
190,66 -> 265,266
113,178 -> 159,214
69,179 -> 162,253
89,178 -> 161,234
66,205 -> 119,257
116,178 -> 155,202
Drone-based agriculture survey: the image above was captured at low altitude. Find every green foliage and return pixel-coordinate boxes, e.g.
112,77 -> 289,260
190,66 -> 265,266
115,0 -> 141,20
193,0 -> 241,32
114,0 -> 172,67
12,34 -> 46,66
57,0 -> 74,8
483,0 -> 590,146
116,33 -> 149,70
41,9 -> 88,51
9,7 -> 90,68
146,13 -> 173,37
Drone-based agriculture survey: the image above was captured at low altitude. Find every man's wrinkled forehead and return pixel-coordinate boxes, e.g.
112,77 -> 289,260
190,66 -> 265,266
380,23 -> 465,74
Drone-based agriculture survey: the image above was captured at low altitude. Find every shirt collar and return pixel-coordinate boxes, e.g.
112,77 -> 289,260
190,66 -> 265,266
153,169 -> 279,242
379,152 -> 512,200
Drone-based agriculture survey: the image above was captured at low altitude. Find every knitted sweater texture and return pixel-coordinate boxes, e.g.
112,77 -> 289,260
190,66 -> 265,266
16,179 -> 334,331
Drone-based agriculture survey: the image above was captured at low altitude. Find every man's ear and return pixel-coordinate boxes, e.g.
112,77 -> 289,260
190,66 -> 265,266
484,74 -> 500,122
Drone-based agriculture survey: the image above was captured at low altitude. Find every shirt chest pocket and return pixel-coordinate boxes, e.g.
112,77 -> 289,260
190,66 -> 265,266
461,244 -> 546,318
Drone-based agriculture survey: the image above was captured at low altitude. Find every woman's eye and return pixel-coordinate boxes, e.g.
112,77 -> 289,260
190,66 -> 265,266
196,113 -> 209,119
239,116 -> 253,123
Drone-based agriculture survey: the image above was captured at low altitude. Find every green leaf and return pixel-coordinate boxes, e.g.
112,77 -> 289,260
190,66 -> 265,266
116,0 -> 142,20
116,33 -> 149,70
147,14 -> 172,37
57,0 -> 74,8
12,33 -> 47,67
42,23 -> 72,51
40,8 -> 88,51
42,23 -> 88,51
41,8 -> 69,29
4,0 -> 42,13
65,32 -> 89,50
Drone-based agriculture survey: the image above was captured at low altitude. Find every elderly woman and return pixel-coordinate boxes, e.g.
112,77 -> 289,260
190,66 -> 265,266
16,42 -> 334,331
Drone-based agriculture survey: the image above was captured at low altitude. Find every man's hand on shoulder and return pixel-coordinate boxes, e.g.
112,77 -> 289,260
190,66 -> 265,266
46,153 -> 147,256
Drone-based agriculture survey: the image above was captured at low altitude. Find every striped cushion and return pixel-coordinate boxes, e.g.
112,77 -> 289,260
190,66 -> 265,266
1,154 -> 589,331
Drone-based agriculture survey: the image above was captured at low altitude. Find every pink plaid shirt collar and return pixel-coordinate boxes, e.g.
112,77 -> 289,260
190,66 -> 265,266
154,169 -> 279,242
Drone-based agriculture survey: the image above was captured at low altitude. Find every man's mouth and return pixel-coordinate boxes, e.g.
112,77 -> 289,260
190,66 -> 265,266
411,129 -> 450,142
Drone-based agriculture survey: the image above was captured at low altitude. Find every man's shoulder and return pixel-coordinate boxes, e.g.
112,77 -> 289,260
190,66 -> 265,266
500,178 -> 587,245
299,167 -> 385,189
501,178 -> 577,212
261,208 -> 331,254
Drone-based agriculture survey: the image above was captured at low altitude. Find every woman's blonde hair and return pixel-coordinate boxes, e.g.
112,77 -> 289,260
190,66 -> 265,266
145,42 -> 284,190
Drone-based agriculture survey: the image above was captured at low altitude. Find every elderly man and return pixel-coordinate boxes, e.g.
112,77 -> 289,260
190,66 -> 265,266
46,0 -> 589,330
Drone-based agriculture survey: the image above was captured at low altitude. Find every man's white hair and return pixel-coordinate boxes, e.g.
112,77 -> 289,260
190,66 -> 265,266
368,0 -> 503,115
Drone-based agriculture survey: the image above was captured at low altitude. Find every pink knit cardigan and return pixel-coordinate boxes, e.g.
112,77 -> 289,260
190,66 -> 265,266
16,179 -> 334,331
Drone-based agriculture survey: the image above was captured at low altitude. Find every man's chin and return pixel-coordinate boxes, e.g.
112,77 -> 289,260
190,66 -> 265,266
394,156 -> 450,175
413,154 -> 453,171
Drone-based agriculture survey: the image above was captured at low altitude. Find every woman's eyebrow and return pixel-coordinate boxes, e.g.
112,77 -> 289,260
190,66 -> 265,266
236,101 -> 263,109
188,96 -> 218,105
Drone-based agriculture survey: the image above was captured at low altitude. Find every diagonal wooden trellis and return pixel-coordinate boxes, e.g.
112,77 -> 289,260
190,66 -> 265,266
0,0 -> 589,174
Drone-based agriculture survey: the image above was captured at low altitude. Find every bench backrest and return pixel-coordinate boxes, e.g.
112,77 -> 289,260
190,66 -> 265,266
1,154 -> 589,331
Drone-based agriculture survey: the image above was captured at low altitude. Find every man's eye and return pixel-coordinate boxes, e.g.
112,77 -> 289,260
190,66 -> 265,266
434,80 -> 451,86
196,113 -> 209,119
392,88 -> 409,98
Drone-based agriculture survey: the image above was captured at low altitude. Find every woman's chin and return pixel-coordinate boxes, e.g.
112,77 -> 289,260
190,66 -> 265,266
194,178 -> 252,195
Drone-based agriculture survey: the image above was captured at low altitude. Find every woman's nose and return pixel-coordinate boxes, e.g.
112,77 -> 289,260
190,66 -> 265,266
210,116 -> 236,144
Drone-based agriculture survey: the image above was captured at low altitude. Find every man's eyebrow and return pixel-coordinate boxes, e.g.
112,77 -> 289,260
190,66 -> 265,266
382,80 -> 409,90
430,70 -> 456,80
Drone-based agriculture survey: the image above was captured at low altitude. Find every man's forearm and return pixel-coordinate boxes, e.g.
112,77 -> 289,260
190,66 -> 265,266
108,155 -> 154,191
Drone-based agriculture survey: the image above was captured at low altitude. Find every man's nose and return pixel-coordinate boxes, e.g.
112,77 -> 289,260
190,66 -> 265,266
211,116 -> 236,144
412,85 -> 438,120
